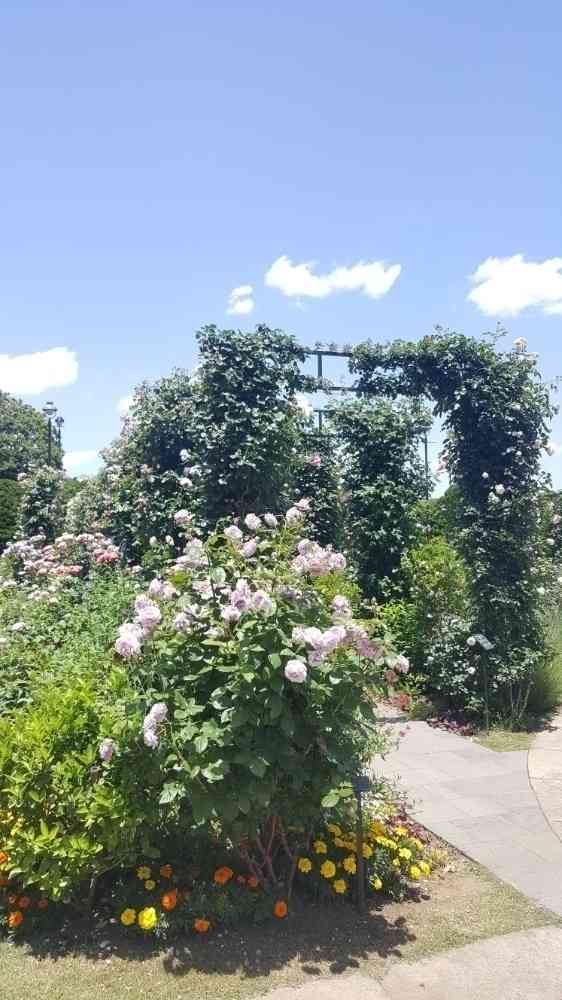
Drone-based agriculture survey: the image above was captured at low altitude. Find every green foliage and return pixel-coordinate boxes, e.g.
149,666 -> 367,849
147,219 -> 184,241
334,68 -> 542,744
401,536 -> 470,669
329,399 -> 429,601
0,480 -> 21,549
293,437 -> 343,548
18,466 -> 65,541
192,324 -> 309,524
0,392 -> 62,478
351,330 -> 554,720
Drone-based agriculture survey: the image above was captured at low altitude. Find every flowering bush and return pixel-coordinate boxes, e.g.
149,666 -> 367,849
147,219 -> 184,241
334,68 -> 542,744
0,479 -> 22,550
297,813 -> 433,902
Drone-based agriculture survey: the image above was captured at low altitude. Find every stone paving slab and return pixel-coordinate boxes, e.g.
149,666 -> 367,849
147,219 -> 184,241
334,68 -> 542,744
260,928 -> 562,1000
381,926 -> 562,1000
375,719 -> 562,915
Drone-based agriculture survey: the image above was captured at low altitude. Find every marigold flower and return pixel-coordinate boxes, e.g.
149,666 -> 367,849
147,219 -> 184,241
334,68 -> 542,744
398,848 -> 412,860
0,850 -> 9,867
213,866 -> 234,885
274,900 -> 288,918
18,896 -> 31,909
120,908 -> 137,926
394,827 -> 408,838
144,879 -> 156,891
161,890 -> 178,912
298,857 -> 312,874
372,877 -> 383,891
159,864 -> 173,879
392,858 -> 401,868
327,824 -> 342,837
334,837 -> 345,848
343,856 -> 357,875
362,844 -> 373,859
419,861 -> 431,876
138,906 -> 158,931
313,840 -> 327,854
333,879 -> 347,894
8,910 -> 23,929
137,865 -> 151,880
413,838 -> 423,851
37,898 -> 49,910
409,865 -> 421,880
320,860 -> 336,879
247,875 -> 259,889
194,917 -> 210,933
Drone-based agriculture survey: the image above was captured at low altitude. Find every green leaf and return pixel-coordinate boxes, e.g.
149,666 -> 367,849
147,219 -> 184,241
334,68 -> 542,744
194,735 -> 209,754
248,757 -> 267,778
159,782 -> 184,805
321,791 -> 340,808
268,653 -> 281,669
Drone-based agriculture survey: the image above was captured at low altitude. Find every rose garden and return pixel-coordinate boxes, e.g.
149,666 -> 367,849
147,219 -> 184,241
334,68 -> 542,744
1,325 -> 561,996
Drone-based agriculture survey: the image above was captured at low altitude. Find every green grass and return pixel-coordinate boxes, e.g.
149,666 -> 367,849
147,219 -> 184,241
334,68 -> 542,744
474,728 -> 535,752
0,858 -> 559,1000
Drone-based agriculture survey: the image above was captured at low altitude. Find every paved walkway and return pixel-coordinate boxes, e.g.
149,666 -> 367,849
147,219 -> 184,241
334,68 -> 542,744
261,926 -> 562,999
375,715 -> 562,916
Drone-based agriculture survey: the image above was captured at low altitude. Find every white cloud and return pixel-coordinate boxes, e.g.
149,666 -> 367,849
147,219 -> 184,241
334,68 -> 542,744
468,255 -> 562,317
264,255 -> 402,301
227,284 -> 255,315
0,347 -> 78,395
117,394 -> 134,417
63,450 -> 99,471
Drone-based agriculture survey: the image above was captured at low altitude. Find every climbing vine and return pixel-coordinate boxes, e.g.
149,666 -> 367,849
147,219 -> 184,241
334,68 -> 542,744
350,330 -> 555,718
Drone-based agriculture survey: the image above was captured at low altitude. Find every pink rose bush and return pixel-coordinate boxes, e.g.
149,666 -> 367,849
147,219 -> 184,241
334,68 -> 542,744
106,501 -> 408,831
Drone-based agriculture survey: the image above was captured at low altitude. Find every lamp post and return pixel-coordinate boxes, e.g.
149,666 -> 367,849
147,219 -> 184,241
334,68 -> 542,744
42,401 -> 58,467
352,773 -> 371,915
54,415 -> 65,456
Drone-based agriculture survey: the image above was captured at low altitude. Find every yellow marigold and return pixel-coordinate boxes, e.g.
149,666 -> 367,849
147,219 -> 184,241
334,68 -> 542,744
343,840 -> 355,851
413,838 -> 423,851
409,865 -> 421,880
394,826 -> 408,837
327,823 -> 342,836
144,879 -> 156,891
343,855 -> 357,874
138,906 -> 158,931
372,876 -> 383,891
159,864 -> 173,878
371,821 -> 386,836
392,858 -> 401,868
137,865 -> 151,880
333,879 -> 347,894
362,844 -> 372,859
313,840 -> 327,854
298,857 -> 312,874
419,861 -> 431,876
398,848 -> 412,860
194,917 -> 210,933
120,908 -> 136,926
334,837 -> 345,848
386,840 -> 397,851
320,860 -> 337,879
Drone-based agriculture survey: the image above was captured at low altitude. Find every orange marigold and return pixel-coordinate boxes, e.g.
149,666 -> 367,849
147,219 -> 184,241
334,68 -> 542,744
161,890 -> 178,912
159,864 -> 173,879
247,875 -> 259,889
274,900 -> 288,919
8,910 -> 23,929
213,866 -> 234,885
0,851 -> 8,867
18,896 -> 31,910
193,917 -> 210,933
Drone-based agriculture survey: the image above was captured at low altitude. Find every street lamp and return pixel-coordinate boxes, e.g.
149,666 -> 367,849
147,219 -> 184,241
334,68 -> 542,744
54,415 -> 65,451
42,401 -> 58,467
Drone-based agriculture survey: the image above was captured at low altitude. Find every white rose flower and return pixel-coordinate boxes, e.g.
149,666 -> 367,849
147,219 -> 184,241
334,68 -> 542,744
284,659 -> 307,683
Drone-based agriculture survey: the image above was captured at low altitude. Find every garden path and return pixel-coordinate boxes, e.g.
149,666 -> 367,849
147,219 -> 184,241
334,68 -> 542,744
262,927 -> 562,999
374,714 -> 562,917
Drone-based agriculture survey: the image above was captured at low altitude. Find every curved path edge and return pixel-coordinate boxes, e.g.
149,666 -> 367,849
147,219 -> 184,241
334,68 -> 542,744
528,709 -> 562,844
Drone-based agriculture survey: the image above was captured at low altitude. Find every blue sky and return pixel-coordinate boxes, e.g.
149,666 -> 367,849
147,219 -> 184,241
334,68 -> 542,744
1,1 -> 562,484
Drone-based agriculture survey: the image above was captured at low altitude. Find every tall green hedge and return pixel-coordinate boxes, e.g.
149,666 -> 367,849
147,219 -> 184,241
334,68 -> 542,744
0,478 -> 22,549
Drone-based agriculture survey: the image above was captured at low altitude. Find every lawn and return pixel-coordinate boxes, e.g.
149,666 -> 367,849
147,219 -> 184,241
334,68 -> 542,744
1,857 -> 559,1000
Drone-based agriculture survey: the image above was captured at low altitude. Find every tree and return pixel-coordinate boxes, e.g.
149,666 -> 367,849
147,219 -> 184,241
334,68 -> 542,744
0,479 -> 22,548
0,392 -> 62,478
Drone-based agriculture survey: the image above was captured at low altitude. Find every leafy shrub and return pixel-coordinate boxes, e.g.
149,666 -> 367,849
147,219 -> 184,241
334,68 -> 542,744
0,504 -> 405,901
18,466 -> 65,541
0,479 -> 21,550
0,392 -> 61,478
423,615 -> 480,713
